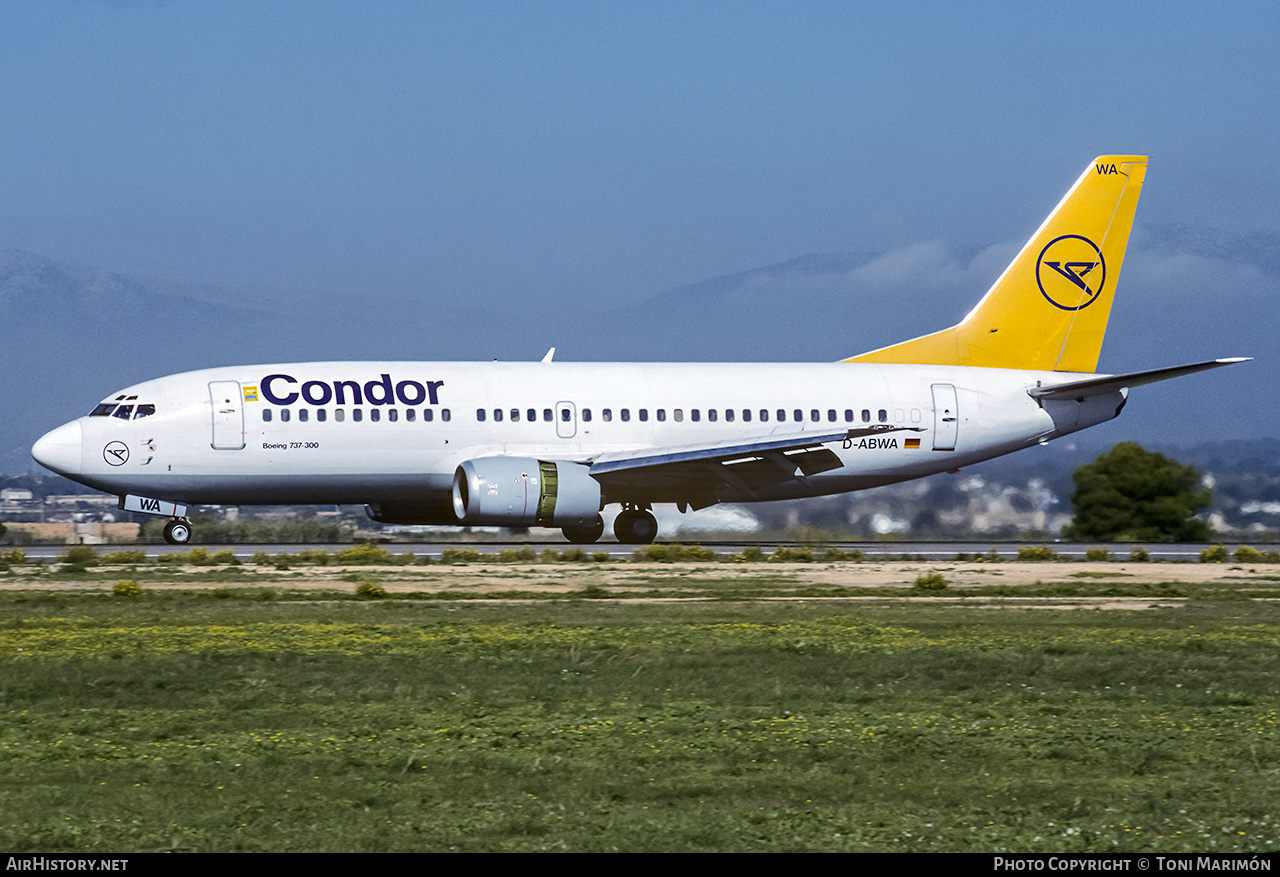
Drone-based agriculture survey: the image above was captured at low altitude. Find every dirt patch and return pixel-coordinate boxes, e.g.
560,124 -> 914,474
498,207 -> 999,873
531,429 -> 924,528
4,559 -> 1275,608
800,561 -> 1253,589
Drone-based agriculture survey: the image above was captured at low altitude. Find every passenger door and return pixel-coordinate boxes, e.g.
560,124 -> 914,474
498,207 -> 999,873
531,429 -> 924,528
209,381 -> 245,450
931,383 -> 958,451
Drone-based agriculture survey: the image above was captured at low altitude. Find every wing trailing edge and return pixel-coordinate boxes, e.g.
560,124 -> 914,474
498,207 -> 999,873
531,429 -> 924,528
589,425 -> 925,476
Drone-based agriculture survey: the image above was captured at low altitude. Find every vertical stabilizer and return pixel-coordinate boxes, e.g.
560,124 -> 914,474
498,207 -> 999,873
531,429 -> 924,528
846,155 -> 1147,372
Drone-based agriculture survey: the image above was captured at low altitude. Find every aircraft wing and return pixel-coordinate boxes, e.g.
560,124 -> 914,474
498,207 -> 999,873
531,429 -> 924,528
1028,358 -> 1251,402
589,425 -> 925,506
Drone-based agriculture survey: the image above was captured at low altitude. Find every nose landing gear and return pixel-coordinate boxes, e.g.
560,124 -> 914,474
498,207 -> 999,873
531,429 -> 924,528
162,519 -> 192,545
119,495 -> 193,544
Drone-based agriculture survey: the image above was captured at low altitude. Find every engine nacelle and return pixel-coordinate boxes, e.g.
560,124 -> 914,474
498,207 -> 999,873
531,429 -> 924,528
452,457 -> 602,527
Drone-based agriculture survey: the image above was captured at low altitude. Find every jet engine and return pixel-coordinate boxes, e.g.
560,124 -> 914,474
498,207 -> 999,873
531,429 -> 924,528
452,457 -> 602,527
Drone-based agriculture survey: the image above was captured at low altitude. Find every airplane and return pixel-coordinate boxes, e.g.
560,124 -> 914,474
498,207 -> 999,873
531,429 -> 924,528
31,155 -> 1248,545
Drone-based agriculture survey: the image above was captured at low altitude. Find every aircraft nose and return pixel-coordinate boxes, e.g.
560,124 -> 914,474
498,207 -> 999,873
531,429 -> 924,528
32,421 -> 83,477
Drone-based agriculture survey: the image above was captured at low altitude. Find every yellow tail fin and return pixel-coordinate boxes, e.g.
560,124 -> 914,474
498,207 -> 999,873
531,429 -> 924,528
846,155 -> 1147,372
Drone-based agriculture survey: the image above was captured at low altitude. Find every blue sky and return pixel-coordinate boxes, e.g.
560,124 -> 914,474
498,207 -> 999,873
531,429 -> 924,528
3,3 -> 1276,354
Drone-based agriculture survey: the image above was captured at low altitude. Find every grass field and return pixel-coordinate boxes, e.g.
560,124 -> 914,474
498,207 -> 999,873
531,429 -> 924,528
1,558 -> 1278,852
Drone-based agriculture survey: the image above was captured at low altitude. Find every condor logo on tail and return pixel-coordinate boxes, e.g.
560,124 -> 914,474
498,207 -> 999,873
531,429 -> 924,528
1036,234 -> 1106,311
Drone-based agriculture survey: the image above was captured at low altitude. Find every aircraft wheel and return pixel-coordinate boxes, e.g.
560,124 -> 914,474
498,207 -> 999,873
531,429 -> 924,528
562,515 -> 604,544
613,509 -> 658,545
163,520 -> 192,545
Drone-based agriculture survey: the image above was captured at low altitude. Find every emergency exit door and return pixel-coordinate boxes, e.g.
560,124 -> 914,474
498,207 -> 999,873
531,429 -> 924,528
555,401 -> 577,439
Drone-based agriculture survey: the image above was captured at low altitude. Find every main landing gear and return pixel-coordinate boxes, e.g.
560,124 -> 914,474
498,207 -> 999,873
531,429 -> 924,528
162,519 -> 192,545
560,507 -> 658,544
613,506 -> 658,545
561,515 -> 605,544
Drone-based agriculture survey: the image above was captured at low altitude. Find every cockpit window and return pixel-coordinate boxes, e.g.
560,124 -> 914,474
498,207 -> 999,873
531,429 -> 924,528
91,401 -> 156,418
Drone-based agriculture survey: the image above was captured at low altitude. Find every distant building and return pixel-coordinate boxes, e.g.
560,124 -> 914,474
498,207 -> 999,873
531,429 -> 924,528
4,521 -> 141,545
45,494 -> 117,507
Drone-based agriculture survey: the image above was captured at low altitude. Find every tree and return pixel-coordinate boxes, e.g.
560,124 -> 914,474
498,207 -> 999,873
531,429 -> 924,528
1063,442 -> 1213,542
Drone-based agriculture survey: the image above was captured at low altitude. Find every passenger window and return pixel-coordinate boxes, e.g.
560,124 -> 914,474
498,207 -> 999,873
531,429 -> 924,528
793,409 -> 802,422
493,409 -> 503,422
673,409 -> 683,422
759,409 -> 769,422
691,409 -> 700,422
862,409 -> 871,422
724,409 -> 734,423
656,409 -> 666,422
543,409 -> 553,422
405,409 -> 415,422
422,409 -> 433,422
281,409 -> 291,423
845,409 -> 854,422
621,409 -> 630,422
878,409 -> 888,423
582,408 -> 592,422
827,409 -> 836,422
527,409 -> 536,422
778,409 -> 786,422
388,409 -> 398,422
298,409 -> 309,422
335,409 -> 345,422
317,409 -> 327,422
602,408 -> 612,422
708,409 -> 717,422
511,409 -> 521,422
742,409 -> 751,422
134,404 -> 156,419
639,409 -> 648,422
441,409 -> 451,422
262,410 -> 272,423
561,408 -> 571,422
810,409 -> 819,422
352,409 -> 363,422
476,409 -> 486,422
370,409 -> 380,423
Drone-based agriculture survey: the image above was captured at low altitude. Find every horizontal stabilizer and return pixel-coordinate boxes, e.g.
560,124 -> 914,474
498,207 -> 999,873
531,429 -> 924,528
1028,358 -> 1250,402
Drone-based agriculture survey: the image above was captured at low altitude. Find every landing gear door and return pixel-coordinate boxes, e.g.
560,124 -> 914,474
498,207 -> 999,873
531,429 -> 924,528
931,383 -> 958,451
209,381 -> 246,450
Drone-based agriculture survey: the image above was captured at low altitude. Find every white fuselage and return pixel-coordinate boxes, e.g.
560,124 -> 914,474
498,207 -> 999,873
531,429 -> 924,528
31,360 -> 1122,524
